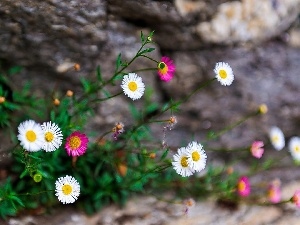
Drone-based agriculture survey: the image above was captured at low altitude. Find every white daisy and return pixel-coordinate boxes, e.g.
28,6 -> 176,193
289,137 -> 300,161
121,73 -> 145,100
172,147 -> 194,177
17,120 -> 44,152
41,121 -> 63,152
214,62 -> 234,86
186,141 -> 207,172
269,126 -> 285,151
55,175 -> 80,204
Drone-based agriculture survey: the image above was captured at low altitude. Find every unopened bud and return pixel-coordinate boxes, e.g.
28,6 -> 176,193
66,90 -> 73,97
74,63 -> 80,71
258,104 -> 268,114
33,173 -> 43,183
0,96 -> 5,104
53,98 -> 60,106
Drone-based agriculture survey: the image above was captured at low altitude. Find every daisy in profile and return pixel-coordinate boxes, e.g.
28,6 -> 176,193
157,56 -> 176,82
269,126 -> 285,151
237,176 -> 251,197
41,121 -> 63,152
214,62 -> 234,86
172,147 -> 194,177
186,141 -> 207,172
250,141 -> 264,159
17,120 -> 44,152
121,73 -> 145,100
288,137 -> 300,161
268,179 -> 281,204
292,190 -> 300,208
65,131 -> 88,157
55,175 -> 80,204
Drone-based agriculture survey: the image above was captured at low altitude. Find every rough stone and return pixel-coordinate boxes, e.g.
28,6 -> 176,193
197,0 -> 300,44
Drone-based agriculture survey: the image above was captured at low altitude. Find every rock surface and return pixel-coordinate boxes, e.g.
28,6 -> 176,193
4,180 -> 300,225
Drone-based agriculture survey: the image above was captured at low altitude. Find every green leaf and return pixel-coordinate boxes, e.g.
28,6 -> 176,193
139,48 -> 155,56
8,66 -> 22,76
80,77 -> 91,93
129,103 -> 141,121
9,196 -> 25,207
140,31 -> 145,43
160,149 -> 169,161
115,53 -> 122,72
19,170 -> 28,179
96,65 -> 103,83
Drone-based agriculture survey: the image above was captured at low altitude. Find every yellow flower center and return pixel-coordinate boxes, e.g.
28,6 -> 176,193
272,135 -> 279,143
158,62 -> 168,75
219,69 -> 227,79
295,146 -> 300,152
69,136 -> 81,150
45,131 -> 54,142
238,181 -> 246,192
192,151 -> 200,162
26,130 -> 37,142
62,184 -> 72,195
268,188 -> 276,199
180,156 -> 189,168
128,81 -> 138,91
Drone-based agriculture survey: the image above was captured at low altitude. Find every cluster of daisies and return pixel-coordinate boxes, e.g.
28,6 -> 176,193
121,59 -> 234,101
17,119 -> 89,204
269,126 -> 300,161
172,141 -> 207,177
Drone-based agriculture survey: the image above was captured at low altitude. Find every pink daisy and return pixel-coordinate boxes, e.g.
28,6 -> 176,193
157,56 -> 175,82
237,176 -> 251,197
65,131 -> 88,157
268,180 -> 281,204
250,141 -> 264,159
292,190 -> 300,208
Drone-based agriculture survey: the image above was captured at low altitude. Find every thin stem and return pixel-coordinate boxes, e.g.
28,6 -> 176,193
140,55 -> 159,63
181,78 -> 216,104
205,112 -> 258,143
90,92 -> 123,104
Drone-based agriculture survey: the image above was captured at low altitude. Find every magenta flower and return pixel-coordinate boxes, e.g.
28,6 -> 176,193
237,176 -> 251,197
268,180 -> 281,203
157,56 -> 176,82
292,190 -> 300,208
250,141 -> 264,159
65,131 -> 88,157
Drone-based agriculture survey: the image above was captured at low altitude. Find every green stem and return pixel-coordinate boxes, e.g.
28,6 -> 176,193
90,92 -> 123,104
140,55 -> 159,63
205,111 -> 259,142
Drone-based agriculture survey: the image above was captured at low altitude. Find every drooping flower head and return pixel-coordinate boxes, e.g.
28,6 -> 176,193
288,137 -> 300,162
157,56 -> 176,82
183,198 -> 196,215
292,190 -> 300,208
65,131 -> 88,157
55,175 -> 80,204
268,179 -> 281,204
250,141 -> 264,159
41,121 -> 63,152
214,62 -> 234,86
269,126 -> 285,151
17,120 -> 44,152
172,147 -> 194,177
167,116 -> 177,130
186,141 -> 207,172
112,122 -> 125,140
121,73 -> 145,100
237,176 -> 251,197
